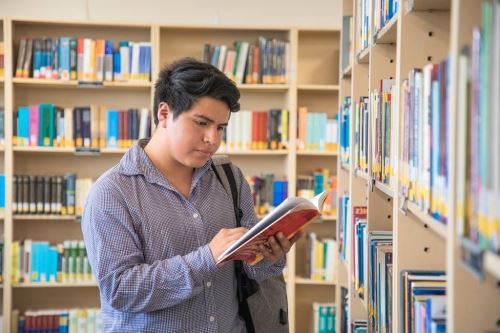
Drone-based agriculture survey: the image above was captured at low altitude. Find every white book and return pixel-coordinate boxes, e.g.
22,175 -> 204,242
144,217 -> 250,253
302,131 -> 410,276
235,42 -> 249,84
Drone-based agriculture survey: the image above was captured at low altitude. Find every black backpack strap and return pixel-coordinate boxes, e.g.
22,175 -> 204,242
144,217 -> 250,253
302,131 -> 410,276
220,164 -> 244,227
211,160 -> 256,333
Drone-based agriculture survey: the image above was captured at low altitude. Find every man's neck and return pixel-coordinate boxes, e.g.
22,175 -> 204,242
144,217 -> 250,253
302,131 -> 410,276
144,133 -> 194,196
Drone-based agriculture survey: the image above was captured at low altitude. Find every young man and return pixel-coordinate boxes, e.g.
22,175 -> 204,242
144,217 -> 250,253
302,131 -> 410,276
82,58 -> 302,332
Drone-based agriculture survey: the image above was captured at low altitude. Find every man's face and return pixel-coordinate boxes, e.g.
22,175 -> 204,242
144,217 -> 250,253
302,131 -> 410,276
165,97 -> 230,168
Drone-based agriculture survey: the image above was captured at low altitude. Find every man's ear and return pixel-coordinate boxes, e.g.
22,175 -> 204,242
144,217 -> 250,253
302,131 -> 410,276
157,102 -> 170,128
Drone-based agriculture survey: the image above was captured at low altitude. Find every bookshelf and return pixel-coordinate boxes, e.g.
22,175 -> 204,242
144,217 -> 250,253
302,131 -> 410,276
0,18 -> 339,333
336,0 -> 500,332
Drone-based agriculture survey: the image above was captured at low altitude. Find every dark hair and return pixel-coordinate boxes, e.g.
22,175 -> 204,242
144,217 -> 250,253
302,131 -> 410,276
153,57 -> 240,125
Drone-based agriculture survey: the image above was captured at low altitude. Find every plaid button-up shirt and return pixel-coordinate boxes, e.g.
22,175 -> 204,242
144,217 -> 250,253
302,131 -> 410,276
82,139 -> 285,332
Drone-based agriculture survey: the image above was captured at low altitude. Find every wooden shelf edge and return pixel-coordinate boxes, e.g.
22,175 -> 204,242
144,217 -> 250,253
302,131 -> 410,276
13,78 -> 151,89
297,84 -> 340,91
295,277 -> 336,286
373,14 -> 398,44
12,282 -> 97,288
406,202 -> 447,239
297,150 -> 338,156
14,214 -> 77,221
374,181 -> 394,198
13,147 -> 129,154
484,252 -> 500,280
355,170 -> 369,181
342,65 -> 352,77
356,47 -> 370,64
216,150 -> 288,156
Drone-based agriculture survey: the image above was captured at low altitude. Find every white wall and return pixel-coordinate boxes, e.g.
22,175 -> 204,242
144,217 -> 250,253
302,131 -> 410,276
1,0 -> 341,28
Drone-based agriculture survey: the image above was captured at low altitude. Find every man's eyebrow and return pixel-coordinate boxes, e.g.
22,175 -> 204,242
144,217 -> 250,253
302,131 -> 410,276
194,114 -> 228,126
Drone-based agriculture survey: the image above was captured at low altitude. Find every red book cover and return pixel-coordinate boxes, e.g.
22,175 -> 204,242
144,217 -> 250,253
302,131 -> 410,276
217,191 -> 328,265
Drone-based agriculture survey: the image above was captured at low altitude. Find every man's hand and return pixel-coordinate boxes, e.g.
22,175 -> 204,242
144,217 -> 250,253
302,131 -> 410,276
209,227 -> 254,268
259,230 -> 305,264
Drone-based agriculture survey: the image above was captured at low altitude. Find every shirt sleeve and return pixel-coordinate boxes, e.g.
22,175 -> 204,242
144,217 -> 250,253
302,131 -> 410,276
234,166 -> 286,281
81,178 -> 219,313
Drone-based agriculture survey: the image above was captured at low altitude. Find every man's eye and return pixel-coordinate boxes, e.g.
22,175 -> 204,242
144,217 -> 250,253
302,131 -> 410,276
196,120 -> 208,126
218,126 -> 225,132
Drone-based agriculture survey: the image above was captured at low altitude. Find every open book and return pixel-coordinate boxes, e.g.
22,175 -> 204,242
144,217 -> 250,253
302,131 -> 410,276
216,191 -> 329,266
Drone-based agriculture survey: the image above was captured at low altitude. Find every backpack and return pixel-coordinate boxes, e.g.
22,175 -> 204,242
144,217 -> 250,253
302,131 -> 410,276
211,155 -> 289,333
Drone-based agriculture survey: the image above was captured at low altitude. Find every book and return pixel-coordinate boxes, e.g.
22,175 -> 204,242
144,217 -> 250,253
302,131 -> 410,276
216,190 -> 329,265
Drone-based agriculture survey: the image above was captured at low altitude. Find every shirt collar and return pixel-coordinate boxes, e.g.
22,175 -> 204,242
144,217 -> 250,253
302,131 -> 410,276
117,138 -> 213,191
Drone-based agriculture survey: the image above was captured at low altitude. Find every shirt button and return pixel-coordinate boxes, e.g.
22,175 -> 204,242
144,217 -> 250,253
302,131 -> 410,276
209,316 -> 215,322
193,213 -> 199,218
206,281 -> 212,287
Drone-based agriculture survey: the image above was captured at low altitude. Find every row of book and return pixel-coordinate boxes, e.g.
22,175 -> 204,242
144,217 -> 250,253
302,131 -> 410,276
0,174 -> 5,213
297,169 -> 337,217
0,239 -> 3,283
339,97 -> 351,165
12,239 -> 94,284
13,175 -> 92,217
353,96 -> 369,174
0,107 -> 5,147
370,79 -> 397,187
356,0 -> 399,51
373,0 -> 399,36
219,109 -> 289,152
15,37 -> 151,82
337,195 -> 350,262
246,175 -> 288,215
14,308 -> 102,333
311,303 -> 335,333
399,62 -> 450,224
351,206 -> 367,299
306,233 -> 335,281
202,36 -> 290,84
14,105 -> 151,149
297,107 -> 339,152
401,271 -> 446,333
456,0 -> 500,256
341,16 -> 354,72
356,0 -> 372,52
368,231 -> 392,333
0,41 -> 4,77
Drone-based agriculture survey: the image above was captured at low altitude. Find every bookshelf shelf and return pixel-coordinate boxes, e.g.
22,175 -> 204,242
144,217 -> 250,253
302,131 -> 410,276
236,84 -> 289,91
342,65 -> 352,77
12,78 -> 151,90
295,277 -> 336,286
373,15 -> 398,44
484,253 -> 500,280
374,181 -> 393,198
297,84 -> 340,91
296,150 -> 338,156
355,170 -> 368,181
356,47 -> 370,64
406,0 -> 451,13
340,162 -> 350,172
216,149 -> 288,156
12,282 -> 97,288
406,202 -> 447,239
321,215 -> 336,222
13,215 -> 77,221
13,147 -> 129,154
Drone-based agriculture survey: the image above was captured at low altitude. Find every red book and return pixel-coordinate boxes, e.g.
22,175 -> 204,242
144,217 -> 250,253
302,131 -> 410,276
217,191 -> 328,265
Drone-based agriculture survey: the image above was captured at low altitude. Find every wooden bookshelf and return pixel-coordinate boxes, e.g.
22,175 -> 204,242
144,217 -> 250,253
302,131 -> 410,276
13,215 -> 77,221
0,18 -> 340,333
336,0 -> 500,332
12,282 -> 97,288
12,78 -> 151,90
